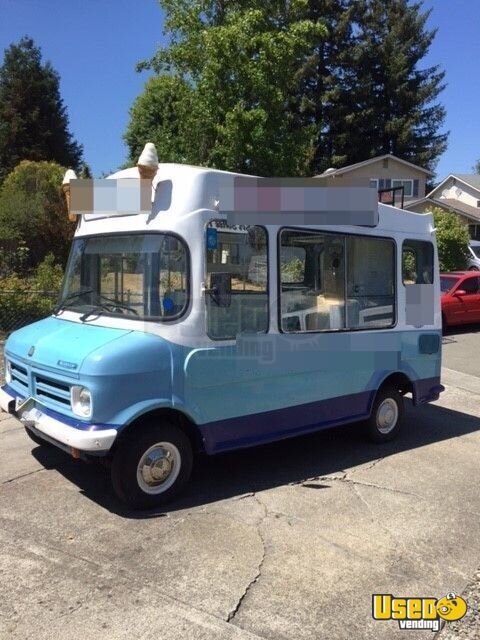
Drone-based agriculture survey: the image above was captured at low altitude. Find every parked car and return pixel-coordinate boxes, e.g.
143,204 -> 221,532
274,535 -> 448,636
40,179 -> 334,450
441,271 -> 480,329
468,241 -> 480,270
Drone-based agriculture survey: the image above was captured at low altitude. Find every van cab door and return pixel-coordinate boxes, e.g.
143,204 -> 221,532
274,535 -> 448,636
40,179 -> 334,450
459,276 -> 480,322
448,276 -> 480,324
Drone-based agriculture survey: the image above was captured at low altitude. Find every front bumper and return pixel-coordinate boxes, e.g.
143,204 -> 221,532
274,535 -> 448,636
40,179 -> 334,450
0,386 -> 118,454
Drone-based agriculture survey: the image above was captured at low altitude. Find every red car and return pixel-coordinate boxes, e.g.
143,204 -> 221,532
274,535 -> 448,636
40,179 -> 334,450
441,271 -> 480,329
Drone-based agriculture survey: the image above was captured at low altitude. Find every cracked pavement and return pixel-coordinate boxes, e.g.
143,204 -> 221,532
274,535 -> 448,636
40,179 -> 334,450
1,371 -> 480,639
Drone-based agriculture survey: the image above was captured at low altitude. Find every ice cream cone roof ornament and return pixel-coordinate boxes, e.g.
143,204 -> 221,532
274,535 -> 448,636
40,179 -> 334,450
62,169 -> 77,186
137,142 -> 159,180
62,169 -> 78,221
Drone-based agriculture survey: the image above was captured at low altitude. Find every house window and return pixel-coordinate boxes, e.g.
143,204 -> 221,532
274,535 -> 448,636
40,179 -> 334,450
469,225 -> 480,240
369,179 -> 379,189
392,179 -> 413,197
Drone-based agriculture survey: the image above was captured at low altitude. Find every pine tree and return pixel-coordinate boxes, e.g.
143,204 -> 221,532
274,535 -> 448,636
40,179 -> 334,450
293,0 -> 357,174
0,37 -> 83,182
328,0 -> 447,172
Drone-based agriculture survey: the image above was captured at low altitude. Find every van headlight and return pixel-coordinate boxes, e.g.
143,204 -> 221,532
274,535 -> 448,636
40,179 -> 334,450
5,359 -> 11,384
71,386 -> 92,418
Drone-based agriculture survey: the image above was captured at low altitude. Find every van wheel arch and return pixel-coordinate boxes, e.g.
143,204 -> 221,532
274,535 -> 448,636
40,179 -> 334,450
373,372 -> 413,407
112,408 -> 203,456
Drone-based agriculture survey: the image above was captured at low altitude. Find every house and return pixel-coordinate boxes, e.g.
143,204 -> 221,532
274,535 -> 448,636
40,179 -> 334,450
316,154 -> 433,204
405,174 -> 480,240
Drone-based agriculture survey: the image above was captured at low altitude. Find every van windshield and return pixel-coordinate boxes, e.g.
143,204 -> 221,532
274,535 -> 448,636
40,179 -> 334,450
57,233 -> 189,320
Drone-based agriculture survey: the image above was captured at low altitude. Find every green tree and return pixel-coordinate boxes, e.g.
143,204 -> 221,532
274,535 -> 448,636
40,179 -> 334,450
329,0 -> 447,172
432,208 -> 470,272
126,2 -> 326,176
0,160 -> 74,271
79,162 -> 93,179
125,75 -> 196,165
0,37 -> 83,182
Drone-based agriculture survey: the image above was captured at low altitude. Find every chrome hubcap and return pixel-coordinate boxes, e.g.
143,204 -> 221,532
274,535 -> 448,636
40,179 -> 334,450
136,442 -> 181,495
376,398 -> 398,434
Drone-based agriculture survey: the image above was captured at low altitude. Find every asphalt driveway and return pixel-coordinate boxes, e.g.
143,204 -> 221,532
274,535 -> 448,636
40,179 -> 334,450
1,366 -> 480,639
442,322 -> 480,378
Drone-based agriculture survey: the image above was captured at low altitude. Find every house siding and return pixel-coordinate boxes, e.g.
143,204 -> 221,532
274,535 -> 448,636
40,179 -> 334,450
431,178 -> 480,209
322,158 -> 427,201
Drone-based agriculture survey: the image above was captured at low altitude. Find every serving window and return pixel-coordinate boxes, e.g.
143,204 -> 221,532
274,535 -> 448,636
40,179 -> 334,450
279,229 -> 395,332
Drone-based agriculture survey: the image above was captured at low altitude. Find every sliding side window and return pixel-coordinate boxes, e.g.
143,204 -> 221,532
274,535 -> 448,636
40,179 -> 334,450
346,236 -> 395,329
402,240 -> 434,285
279,229 -> 346,332
206,221 -> 268,340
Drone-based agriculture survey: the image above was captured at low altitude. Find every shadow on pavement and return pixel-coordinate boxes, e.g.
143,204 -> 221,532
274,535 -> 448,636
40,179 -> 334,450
443,322 -> 480,338
31,400 -> 480,519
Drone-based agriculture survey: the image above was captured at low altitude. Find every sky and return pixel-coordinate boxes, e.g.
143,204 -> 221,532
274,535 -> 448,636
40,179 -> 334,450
0,0 -> 479,181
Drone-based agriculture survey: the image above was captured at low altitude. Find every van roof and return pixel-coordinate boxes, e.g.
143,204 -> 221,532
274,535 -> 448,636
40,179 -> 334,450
75,163 -> 435,238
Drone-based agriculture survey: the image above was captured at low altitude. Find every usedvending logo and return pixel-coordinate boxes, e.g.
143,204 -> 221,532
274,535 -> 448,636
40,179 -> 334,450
372,592 -> 467,632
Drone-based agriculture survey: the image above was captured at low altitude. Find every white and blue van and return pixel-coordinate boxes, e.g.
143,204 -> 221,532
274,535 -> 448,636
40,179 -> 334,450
0,156 -> 443,508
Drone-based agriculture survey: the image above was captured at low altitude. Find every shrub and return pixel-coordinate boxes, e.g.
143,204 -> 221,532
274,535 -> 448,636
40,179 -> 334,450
432,208 -> 470,272
0,254 -> 63,332
0,160 -> 75,273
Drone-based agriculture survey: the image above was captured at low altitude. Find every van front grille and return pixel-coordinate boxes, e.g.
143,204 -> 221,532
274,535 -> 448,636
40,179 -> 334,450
34,374 -> 71,409
10,362 -> 29,396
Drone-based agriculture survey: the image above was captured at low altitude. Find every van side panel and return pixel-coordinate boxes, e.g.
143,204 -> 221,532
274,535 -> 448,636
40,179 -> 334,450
180,329 -> 441,453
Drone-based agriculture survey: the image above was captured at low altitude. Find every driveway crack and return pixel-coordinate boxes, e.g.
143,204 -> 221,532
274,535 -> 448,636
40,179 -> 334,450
227,493 -> 267,624
298,473 -> 421,498
2,467 -> 45,485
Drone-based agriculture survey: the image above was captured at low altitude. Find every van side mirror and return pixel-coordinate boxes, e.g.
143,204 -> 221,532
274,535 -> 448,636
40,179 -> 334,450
208,272 -> 232,307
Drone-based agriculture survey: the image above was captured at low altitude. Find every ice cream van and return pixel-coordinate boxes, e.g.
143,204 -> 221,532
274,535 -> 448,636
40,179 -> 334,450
0,144 -> 443,509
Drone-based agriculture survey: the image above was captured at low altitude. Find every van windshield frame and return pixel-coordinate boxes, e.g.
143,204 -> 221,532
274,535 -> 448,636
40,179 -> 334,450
57,232 -> 190,322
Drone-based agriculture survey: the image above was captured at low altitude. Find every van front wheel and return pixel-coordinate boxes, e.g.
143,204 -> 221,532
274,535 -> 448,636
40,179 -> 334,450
111,422 -> 193,509
364,385 -> 404,443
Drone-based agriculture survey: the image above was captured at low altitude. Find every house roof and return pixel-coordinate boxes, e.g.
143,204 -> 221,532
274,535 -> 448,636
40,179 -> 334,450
404,196 -> 480,223
316,154 -> 434,178
428,174 -> 480,199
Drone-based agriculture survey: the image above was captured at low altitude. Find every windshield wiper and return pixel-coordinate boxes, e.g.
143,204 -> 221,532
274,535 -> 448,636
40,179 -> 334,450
79,296 -> 139,322
95,294 -> 139,316
79,304 -> 109,322
54,290 -> 138,319
53,289 -> 94,314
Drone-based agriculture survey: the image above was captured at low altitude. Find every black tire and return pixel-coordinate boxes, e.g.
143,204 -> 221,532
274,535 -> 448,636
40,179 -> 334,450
364,384 -> 404,443
468,266 -> 479,271
442,313 -> 448,334
24,427 -> 52,447
111,421 -> 193,509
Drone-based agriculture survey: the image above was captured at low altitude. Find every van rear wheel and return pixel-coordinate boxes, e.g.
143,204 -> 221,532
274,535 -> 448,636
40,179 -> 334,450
364,385 -> 404,443
111,422 -> 193,509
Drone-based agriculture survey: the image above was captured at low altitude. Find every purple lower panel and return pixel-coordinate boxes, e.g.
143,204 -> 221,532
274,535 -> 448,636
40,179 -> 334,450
200,390 -> 373,454
412,377 -> 444,405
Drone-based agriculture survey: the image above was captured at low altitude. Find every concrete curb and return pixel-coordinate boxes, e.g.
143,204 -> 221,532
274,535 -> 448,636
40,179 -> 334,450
441,367 -> 480,397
